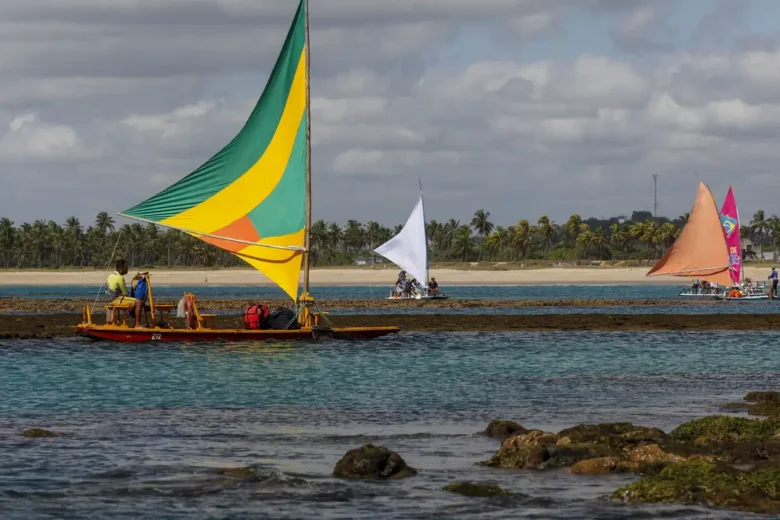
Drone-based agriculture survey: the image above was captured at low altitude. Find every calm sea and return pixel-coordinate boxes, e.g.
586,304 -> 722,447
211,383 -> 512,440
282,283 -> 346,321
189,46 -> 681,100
1,331 -> 779,519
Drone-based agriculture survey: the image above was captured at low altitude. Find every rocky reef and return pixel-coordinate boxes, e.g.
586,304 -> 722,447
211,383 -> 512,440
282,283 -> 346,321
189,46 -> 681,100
480,402 -> 780,514
333,445 -> 417,480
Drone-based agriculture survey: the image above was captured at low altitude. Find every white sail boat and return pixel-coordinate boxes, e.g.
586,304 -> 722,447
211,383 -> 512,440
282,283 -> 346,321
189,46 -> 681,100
373,183 -> 448,300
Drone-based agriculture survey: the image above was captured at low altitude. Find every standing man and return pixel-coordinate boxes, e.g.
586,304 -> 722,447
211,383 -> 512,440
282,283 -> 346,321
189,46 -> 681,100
769,267 -> 778,298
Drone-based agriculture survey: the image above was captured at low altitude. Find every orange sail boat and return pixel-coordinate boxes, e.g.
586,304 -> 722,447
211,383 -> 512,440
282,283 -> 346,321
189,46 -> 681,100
647,181 -> 732,296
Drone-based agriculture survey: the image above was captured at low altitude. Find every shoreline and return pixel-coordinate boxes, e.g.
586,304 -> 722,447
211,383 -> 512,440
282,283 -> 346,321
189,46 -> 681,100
1,266 -> 768,287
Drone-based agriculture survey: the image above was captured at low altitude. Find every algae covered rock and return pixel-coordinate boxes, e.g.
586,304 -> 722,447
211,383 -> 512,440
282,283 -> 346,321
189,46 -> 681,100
443,481 -> 510,497
555,422 -> 666,455
21,428 -> 65,438
613,459 -> 780,515
745,391 -> 780,403
484,440 -> 618,470
669,415 -> 780,445
483,420 -> 527,440
333,445 -> 417,479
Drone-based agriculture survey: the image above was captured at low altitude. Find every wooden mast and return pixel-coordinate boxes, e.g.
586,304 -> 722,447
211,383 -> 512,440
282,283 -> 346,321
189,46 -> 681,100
302,0 -> 312,300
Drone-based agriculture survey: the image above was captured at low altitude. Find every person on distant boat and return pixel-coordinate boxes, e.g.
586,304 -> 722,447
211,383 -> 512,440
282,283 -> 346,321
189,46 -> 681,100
769,267 -> 778,297
403,278 -> 415,298
692,279 -> 700,294
107,259 -> 143,328
392,271 -> 406,298
428,277 -> 439,296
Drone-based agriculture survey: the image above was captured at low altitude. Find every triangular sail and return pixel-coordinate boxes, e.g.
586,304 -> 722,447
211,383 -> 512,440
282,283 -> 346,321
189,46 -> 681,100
120,1 -> 307,300
647,181 -> 731,286
374,195 -> 427,285
719,186 -> 743,286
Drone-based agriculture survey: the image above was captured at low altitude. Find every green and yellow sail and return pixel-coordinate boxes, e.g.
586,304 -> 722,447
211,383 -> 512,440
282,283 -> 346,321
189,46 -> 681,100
121,1 -> 307,300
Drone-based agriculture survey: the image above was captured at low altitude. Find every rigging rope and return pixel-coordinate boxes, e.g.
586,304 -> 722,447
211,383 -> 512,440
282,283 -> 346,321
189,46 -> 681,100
92,229 -> 123,306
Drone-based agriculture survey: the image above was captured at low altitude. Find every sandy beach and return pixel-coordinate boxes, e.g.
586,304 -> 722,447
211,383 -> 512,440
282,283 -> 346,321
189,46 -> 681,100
0,266 -> 771,286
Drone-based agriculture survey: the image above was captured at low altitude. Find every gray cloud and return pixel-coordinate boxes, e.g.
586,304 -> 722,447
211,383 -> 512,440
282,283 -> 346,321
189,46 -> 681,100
0,0 -> 778,229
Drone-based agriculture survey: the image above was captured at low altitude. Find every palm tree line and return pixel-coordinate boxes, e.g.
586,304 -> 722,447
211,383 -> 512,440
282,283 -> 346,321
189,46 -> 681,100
0,209 -> 777,269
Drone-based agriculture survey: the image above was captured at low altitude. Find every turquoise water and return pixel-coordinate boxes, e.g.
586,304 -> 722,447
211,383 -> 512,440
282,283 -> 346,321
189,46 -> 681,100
2,332 -> 779,518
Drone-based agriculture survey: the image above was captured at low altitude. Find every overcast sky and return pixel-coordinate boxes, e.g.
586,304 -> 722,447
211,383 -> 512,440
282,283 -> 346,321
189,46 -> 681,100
2,0 -> 780,228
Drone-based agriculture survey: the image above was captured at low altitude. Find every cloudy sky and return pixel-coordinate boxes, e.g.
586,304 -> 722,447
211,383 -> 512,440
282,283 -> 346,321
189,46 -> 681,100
2,0 -> 780,228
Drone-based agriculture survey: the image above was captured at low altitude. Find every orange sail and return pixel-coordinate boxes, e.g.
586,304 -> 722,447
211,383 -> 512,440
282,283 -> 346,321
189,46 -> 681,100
647,181 -> 731,285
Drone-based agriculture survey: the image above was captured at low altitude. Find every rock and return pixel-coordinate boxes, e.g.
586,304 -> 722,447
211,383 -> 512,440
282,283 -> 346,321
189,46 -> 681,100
748,400 -> 780,418
745,391 -> 780,403
613,459 -> 780,515
213,467 -> 261,480
483,420 -> 527,440
719,402 -> 752,412
484,440 -> 618,470
570,457 -> 628,475
669,416 -> 780,445
500,430 -> 557,450
333,445 -> 417,479
627,444 -> 685,465
21,428 -> 65,438
555,422 -> 667,455
443,481 -> 510,497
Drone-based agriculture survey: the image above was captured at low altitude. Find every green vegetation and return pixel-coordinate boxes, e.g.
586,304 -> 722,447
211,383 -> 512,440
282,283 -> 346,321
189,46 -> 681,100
0,208 -> 776,268
613,460 -> 780,515
669,416 -> 780,445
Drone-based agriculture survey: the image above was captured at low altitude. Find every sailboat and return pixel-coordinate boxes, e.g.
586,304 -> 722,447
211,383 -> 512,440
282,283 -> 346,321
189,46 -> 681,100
647,181 -> 767,300
75,0 -> 400,341
373,183 -> 448,300
719,185 -> 768,300
647,181 -> 731,297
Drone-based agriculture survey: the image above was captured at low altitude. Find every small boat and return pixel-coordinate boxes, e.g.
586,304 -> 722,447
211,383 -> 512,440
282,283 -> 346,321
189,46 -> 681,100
75,1 -> 399,342
373,183 -> 449,301
647,181 -> 734,292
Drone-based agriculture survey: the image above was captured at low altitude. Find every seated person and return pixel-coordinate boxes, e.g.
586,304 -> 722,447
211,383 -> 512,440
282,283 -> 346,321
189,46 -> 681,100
428,277 -> 439,296
403,278 -> 415,297
106,259 -> 143,328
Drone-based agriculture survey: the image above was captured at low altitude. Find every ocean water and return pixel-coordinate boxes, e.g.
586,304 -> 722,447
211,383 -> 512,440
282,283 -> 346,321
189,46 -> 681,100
1,284 -> 688,301
2,331 -> 779,519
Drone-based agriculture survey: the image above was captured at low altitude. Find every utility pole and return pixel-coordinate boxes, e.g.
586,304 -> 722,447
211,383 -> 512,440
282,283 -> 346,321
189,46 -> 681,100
652,174 -> 658,218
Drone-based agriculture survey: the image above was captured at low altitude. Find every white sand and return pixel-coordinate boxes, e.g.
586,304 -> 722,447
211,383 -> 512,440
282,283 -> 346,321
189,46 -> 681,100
0,266 -> 770,286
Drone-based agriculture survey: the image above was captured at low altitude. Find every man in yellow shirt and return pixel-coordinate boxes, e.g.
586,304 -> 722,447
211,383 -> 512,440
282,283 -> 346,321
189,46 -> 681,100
107,259 -> 142,328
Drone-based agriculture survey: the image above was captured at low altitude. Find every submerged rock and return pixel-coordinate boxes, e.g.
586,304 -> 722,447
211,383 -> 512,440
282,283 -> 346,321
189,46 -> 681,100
719,402 -> 753,412
333,445 -> 417,480
669,415 -> 780,445
213,467 -> 262,480
21,428 -> 65,438
613,459 -> 780,515
483,420 -> 527,440
443,481 -> 510,497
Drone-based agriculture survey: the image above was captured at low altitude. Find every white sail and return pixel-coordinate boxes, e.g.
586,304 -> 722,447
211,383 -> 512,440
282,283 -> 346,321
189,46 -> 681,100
374,195 -> 427,284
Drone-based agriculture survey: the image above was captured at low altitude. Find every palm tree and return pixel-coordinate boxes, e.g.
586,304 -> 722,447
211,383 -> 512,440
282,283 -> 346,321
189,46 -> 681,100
0,217 -> 15,268
470,209 -> 493,236
537,215 -> 555,252
513,220 -> 531,259
751,210 -> 767,261
95,212 -> 115,233
565,214 -> 582,243
657,222 -> 679,254
452,225 -> 473,260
